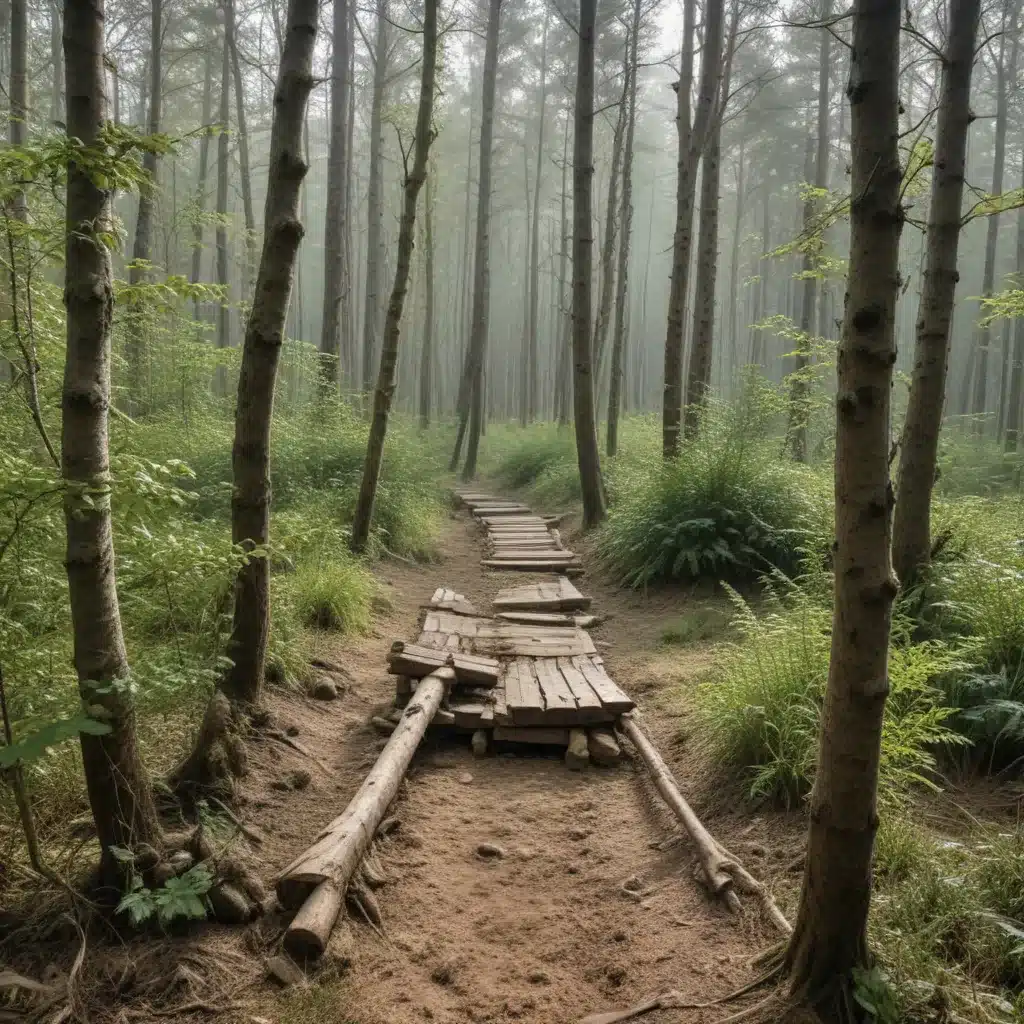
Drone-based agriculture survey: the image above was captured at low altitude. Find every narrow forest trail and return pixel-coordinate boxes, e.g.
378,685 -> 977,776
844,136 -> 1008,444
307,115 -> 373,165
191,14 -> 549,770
225,495 -> 792,1024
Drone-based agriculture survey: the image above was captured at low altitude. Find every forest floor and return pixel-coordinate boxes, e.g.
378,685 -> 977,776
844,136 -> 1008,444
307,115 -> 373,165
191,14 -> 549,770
188,495 -> 804,1024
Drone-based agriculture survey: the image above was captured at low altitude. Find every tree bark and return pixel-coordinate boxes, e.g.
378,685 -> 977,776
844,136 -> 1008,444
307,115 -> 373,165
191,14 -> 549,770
452,0 -> 501,480
526,14 -> 549,425
1007,158 -> 1024,452
554,109 -> 571,426
787,0 -> 831,462
970,6 -> 1015,422
607,0 -> 641,458
349,1 -> 437,553
63,0 -> 162,888
220,0 -> 318,704
726,133 -> 746,381
361,0 -> 388,394
190,42 -> 214,319
751,177 -> 770,364
892,0 -> 980,586
227,0 -> 257,294
215,17 -> 231,365
419,167 -> 435,428
572,0 -> 606,528
661,0 -> 720,458
49,0 -> 62,123
318,0 -> 349,393
783,1 -> 902,1015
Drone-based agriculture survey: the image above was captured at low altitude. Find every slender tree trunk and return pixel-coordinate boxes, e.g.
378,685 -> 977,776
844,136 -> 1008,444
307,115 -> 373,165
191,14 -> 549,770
593,66 -> 628,379
519,144 -> 532,426
191,43 -> 214,319
751,178 -> 770,364
63,0 -> 162,888
220,0 -> 318,705
526,14 -> 549,424
227,0 -> 257,294
572,0 -> 605,528
971,6 -> 1015,423
318,0 -> 349,393
419,166 -> 435,428
662,0 -> 721,458
456,70 -> 476,415
49,0 -> 62,123
1007,157 -> 1024,451
892,0 -> 980,585
783,2 -> 903,1016
554,109 -> 571,426
726,134 -> 746,379
350,1 -> 437,552
451,0 -> 501,478
361,0 -> 388,394
607,0 -> 640,458
215,20 -> 231,366
342,12 -> 356,378
788,0 -> 831,461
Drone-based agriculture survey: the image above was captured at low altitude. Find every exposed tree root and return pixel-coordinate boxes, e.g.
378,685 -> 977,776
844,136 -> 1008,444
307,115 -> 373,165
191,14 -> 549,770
170,692 -> 248,803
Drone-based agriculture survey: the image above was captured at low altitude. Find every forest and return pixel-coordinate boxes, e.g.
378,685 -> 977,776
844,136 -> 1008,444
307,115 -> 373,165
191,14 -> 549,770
1,0 -> 1024,1021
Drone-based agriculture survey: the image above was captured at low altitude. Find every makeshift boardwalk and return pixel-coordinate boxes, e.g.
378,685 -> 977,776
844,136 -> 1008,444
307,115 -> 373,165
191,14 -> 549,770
275,488 -> 788,966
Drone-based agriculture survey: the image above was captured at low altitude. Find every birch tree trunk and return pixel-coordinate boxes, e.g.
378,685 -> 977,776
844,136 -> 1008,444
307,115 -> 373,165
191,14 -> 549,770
892,0 -> 980,585
350,0 -> 438,553
572,0 -> 605,528
220,0 -> 318,704
784,2 -> 903,1015
361,0 -> 388,393
63,0 -> 162,887
451,0 -> 501,479
787,0 -> 831,462
190,42 -> 214,319
318,0 -> 349,393
607,0 -> 641,458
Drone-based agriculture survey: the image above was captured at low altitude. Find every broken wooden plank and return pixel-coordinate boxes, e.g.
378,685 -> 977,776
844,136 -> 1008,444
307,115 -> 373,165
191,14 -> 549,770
496,611 -> 576,626
493,726 -> 570,746
492,577 -> 592,612
534,658 -> 577,720
492,677 -> 510,725
387,642 -> 500,687
573,655 -> 635,713
556,657 -> 610,721
509,658 -> 547,726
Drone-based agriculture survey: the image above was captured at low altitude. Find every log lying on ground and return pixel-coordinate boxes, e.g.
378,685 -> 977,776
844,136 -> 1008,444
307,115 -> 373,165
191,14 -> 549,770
619,714 -> 791,935
278,668 -> 452,957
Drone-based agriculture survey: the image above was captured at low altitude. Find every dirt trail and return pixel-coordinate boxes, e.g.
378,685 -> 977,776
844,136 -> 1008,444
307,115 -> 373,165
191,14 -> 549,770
227,503 -> 782,1024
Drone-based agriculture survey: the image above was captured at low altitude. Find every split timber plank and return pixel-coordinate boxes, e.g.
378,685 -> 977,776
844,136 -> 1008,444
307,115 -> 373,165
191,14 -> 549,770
489,538 -> 560,548
510,658 -> 547,726
534,658 -> 577,720
423,611 -> 441,632
496,611 -> 576,626
429,610 -> 488,635
492,679 -> 510,724
557,656 -> 609,720
471,634 -> 595,659
387,642 -> 500,687
492,577 -> 591,612
573,655 -> 635,713
416,631 -> 450,650
493,726 -> 570,746
485,548 -> 574,559
451,702 -> 487,728
428,587 -> 479,616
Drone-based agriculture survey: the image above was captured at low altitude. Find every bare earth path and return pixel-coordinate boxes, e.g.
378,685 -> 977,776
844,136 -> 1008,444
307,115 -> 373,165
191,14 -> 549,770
226,502 -> 785,1024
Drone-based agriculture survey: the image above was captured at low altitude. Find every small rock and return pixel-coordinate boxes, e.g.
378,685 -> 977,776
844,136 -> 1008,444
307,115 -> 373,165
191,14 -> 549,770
565,728 -> 589,771
746,843 -> 767,858
430,962 -> 456,986
527,970 -> 550,985
476,842 -> 506,860
566,864 -> 579,875
266,954 -> 305,988
621,874 -> 643,893
371,715 -> 397,735
458,771 -> 474,785
612,929 -> 628,942
568,827 -> 591,841
285,724 -> 300,737
168,850 -> 195,875
312,678 -> 338,701
208,881 -> 253,924
471,730 -> 488,757
587,728 -> 621,766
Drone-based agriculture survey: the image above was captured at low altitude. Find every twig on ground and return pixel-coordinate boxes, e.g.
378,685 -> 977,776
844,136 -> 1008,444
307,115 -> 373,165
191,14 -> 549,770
206,795 -> 265,845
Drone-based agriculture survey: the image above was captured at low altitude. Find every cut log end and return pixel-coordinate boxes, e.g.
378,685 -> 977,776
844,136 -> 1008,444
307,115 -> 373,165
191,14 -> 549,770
283,881 -> 344,960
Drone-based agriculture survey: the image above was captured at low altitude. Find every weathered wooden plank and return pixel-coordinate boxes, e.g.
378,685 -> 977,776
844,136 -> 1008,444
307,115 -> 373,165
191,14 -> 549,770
416,631 -> 449,649
451,702 -> 487,728
493,726 -> 570,746
482,559 -> 580,571
534,658 -> 577,720
423,612 -> 441,632
430,610 -> 487,635
387,642 -> 500,687
492,578 -> 591,612
574,655 -> 635,713
501,661 -> 523,712
496,611 -> 576,626
510,658 -> 547,726
557,657 -> 607,718
492,677 -> 510,725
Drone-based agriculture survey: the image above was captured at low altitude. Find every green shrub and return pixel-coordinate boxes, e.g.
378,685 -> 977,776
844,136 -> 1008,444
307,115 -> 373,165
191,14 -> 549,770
285,557 -> 374,633
696,582 -> 964,806
491,426 -> 577,491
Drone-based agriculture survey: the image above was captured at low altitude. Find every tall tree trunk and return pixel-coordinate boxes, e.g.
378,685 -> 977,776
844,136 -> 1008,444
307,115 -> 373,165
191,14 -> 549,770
1007,156 -> 1024,452
227,0 -> 257,294
318,0 -> 349,393
787,0 -> 832,462
661,0 -> 721,458
751,177 -> 770,364
892,0 -> 980,585
526,14 -> 549,424
572,0 -> 606,528
49,0 -> 62,122
215,19 -> 231,365
518,143 -> 532,426
361,0 -> 388,393
783,2 -> 903,1017
350,0 -> 438,552
63,0 -> 162,887
190,43 -> 214,319
593,66 -> 628,379
419,166 -> 435,428
451,0 -> 501,479
726,134 -> 746,380
554,108 -> 571,426
607,0 -> 640,458
970,6 -> 1015,422
456,68 -> 476,415
220,0 -> 318,705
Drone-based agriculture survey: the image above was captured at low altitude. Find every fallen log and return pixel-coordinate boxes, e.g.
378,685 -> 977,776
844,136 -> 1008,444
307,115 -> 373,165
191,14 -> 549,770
278,667 -> 452,957
619,714 -> 790,935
